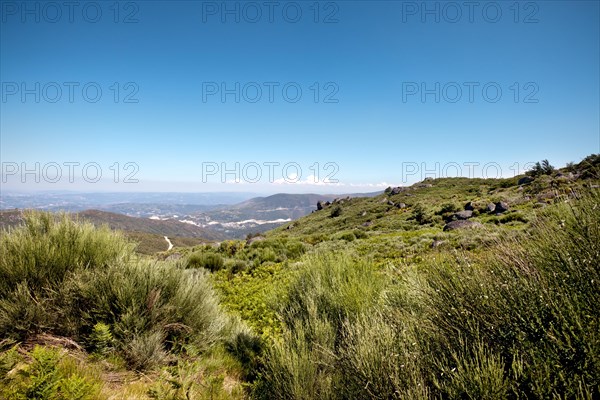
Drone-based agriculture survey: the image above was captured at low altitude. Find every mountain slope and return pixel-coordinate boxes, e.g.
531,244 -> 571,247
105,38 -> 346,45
75,210 -> 225,241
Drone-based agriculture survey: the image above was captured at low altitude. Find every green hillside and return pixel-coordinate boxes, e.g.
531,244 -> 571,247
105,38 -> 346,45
1,155 -> 598,399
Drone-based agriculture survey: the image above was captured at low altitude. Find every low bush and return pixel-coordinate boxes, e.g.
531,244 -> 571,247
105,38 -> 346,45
330,206 -> 342,218
187,251 -> 225,272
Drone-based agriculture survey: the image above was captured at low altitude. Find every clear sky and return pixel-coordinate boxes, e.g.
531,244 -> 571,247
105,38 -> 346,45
1,0 -> 599,193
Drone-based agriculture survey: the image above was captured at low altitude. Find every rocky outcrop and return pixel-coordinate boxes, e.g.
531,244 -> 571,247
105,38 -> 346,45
391,187 -> 408,195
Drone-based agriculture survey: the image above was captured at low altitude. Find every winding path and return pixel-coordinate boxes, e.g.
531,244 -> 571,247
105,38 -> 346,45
164,236 -> 173,251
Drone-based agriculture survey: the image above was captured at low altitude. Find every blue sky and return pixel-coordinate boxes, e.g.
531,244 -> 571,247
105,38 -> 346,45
1,0 -> 599,193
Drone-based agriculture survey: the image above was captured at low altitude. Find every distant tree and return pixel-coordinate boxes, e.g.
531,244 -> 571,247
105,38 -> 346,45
527,159 -> 554,177
541,159 -> 555,175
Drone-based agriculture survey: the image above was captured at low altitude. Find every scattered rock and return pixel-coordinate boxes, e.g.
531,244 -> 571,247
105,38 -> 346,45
486,203 -> 496,213
286,224 -> 295,230
518,176 -> 534,185
362,221 -> 373,227
387,200 -> 395,206
324,201 -> 331,206
464,202 -> 474,211
380,197 -> 389,203
317,201 -> 324,210
395,203 -> 407,209
361,211 -> 367,217
452,210 -> 473,220
443,220 -> 483,231
495,201 -> 509,213
431,240 -> 445,248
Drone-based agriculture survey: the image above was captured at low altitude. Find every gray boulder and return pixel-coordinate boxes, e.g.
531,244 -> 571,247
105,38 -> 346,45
452,210 -> 473,220
317,201 -> 324,210
487,203 -> 496,213
495,201 -> 509,213
464,202 -> 474,211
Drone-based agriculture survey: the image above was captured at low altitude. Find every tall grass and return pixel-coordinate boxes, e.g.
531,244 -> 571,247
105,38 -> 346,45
255,252 -> 386,399
425,191 -> 600,398
256,191 -> 600,398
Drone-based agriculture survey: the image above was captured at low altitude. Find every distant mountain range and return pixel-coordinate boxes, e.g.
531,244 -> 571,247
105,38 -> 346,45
0,191 -> 383,247
0,192 -> 257,212
187,192 -> 381,237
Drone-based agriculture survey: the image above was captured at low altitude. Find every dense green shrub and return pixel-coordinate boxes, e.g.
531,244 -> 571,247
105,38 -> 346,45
0,211 -> 133,298
227,259 -> 250,274
437,202 -> 460,214
187,251 -> 225,272
330,206 -> 342,218
0,211 -> 244,372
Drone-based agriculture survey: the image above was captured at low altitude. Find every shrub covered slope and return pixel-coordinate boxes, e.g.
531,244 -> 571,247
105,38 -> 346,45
1,156 -> 598,398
